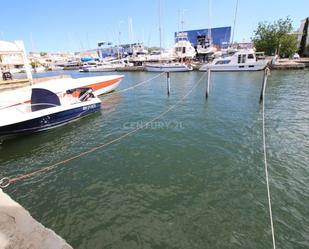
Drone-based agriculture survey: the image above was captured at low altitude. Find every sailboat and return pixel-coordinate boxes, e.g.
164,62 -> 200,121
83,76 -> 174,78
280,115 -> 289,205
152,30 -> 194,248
144,2 -> 193,72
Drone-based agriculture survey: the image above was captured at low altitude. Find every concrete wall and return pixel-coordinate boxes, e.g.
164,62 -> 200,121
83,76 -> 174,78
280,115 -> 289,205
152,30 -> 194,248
0,189 -> 73,249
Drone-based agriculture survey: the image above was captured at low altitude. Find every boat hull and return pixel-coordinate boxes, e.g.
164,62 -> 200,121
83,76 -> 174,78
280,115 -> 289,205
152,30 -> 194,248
86,78 -> 122,95
84,67 -> 116,72
145,64 -> 193,72
0,102 -> 101,138
199,61 -> 268,72
200,65 -> 266,72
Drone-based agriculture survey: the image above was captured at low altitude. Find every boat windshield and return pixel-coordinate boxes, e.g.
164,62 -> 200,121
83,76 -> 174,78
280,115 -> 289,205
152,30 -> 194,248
31,88 -> 61,112
215,60 -> 231,65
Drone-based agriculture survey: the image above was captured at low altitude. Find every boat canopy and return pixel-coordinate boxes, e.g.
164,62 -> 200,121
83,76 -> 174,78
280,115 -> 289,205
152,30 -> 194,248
31,88 -> 60,112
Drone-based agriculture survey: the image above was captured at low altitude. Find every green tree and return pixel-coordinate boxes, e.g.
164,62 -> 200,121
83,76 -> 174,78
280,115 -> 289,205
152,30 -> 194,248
252,17 -> 298,58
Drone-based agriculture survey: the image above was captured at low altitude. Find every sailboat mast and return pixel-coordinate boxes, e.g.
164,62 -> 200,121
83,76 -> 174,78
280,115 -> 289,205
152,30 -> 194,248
208,0 -> 212,40
158,0 -> 162,53
231,0 -> 239,46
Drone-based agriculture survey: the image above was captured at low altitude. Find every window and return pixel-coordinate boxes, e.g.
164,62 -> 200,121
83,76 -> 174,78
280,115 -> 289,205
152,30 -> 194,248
238,54 -> 246,63
249,65 -> 254,68
248,54 -> 254,59
215,60 -> 231,65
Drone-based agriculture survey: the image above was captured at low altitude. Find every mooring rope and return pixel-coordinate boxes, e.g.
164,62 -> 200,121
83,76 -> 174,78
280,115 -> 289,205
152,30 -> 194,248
117,72 -> 165,93
262,69 -> 276,249
0,72 -> 206,188
0,72 -> 165,108
103,72 -> 165,98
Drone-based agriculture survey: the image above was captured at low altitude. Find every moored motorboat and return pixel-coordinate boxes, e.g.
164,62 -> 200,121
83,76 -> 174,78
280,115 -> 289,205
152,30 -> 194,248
0,87 -> 101,139
80,59 -> 132,72
199,49 -> 269,72
144,62 -> 193,72
0,75 -> 124,109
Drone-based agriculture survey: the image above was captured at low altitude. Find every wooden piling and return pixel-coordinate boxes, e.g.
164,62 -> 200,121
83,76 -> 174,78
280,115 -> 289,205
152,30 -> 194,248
260,67 -> 270,103
167,71 -> 170,96
206,68 -> 211,99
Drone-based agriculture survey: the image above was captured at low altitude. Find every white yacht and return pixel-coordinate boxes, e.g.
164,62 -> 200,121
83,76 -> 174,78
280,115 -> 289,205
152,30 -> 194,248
199,49 -> 269,72
81,59 -> 132,72
144,62 -> 193,72
79,61 -> 99,72
173,32 -> 196,59
129,43 -> 149,63
196,37 -> 217,55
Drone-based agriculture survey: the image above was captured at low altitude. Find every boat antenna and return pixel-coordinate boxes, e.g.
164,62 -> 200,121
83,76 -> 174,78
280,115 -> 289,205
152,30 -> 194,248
231,0 -> 239,46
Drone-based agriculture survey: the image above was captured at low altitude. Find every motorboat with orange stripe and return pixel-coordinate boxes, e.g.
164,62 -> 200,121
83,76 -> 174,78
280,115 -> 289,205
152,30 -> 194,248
0,75 -> 124,109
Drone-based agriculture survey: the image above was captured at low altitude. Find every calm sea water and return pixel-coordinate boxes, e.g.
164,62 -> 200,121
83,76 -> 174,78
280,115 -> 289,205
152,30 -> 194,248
0,70 -> 308,249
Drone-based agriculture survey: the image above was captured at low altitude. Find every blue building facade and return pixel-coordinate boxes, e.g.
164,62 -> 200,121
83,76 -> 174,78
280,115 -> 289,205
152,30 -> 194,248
175,26 -> 231,48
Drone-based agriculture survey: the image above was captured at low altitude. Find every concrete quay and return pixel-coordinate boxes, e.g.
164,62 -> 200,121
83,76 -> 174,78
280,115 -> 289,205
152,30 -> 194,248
0,189 -> 73,249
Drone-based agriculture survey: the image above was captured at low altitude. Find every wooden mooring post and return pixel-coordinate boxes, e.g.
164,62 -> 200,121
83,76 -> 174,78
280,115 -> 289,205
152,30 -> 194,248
167,71 -> 171,96
206,68 -> 211,99
260,67 -> 271,103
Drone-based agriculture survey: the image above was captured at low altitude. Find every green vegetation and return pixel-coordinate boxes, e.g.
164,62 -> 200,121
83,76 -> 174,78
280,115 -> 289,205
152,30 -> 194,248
252,17 -> 298,58
298,17 -> 308,56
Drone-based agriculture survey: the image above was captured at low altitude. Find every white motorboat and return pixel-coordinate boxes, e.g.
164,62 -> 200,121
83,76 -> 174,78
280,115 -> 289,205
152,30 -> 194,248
0,87 -> 101,139
0,75 -> 124,109
173,32 -> 196,59
144,62 -> 193,72
85,64 -> 117,72
81,59 -> 132,72
197,45 -> 217,55
79,61 -> 99,72
145,50 -> 176,62
199,49 -> 269,72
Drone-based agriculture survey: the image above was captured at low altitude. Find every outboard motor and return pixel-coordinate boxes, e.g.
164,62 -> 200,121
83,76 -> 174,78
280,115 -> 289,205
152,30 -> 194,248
78,88 -> 94,102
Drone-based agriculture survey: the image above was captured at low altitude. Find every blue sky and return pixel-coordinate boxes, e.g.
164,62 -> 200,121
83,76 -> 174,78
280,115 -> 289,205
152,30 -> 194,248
1,0 -> 308,52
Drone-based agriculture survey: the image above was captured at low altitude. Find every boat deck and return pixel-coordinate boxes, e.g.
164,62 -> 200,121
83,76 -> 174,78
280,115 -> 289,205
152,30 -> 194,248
0,75 -> 71,91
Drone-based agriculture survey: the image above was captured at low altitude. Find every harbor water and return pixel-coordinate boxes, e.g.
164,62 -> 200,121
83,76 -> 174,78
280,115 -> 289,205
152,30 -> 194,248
0,70 -> 308,249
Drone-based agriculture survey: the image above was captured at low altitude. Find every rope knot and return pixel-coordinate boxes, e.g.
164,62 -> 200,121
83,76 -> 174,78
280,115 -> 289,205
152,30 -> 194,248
0,177 -> 10,188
